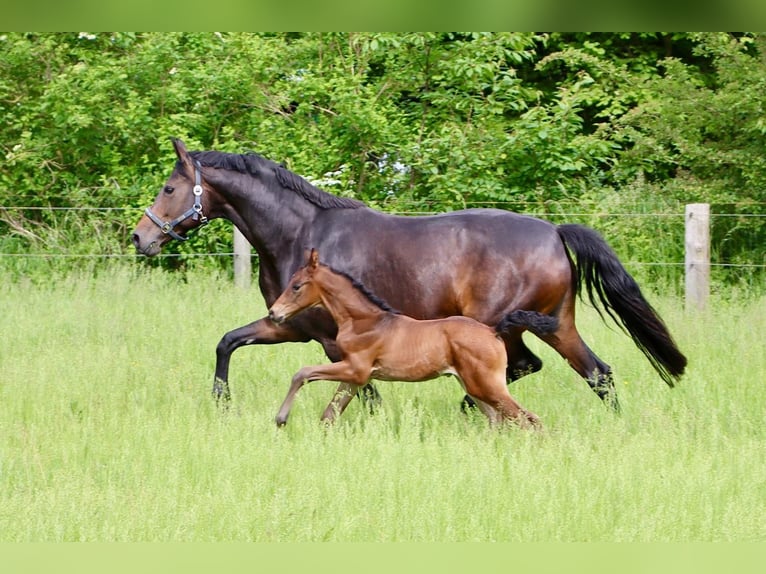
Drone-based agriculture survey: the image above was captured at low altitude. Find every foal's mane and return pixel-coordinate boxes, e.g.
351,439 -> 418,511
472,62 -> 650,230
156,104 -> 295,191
323,264 -> 400,315
188,150 -> 365,210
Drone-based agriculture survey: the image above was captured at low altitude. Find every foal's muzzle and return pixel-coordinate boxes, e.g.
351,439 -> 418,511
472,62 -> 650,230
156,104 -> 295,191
268,309 -> 284,324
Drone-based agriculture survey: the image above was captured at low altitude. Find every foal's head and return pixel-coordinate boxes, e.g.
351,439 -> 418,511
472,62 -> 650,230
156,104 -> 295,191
268,249 -> 323,324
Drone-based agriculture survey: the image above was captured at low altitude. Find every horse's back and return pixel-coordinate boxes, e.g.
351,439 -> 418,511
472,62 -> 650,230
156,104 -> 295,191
315,208 -> 572,322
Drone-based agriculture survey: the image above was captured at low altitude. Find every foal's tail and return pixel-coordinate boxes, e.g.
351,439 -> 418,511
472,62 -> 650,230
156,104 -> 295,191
557,223 -> 687,387
496,309 -> 559,338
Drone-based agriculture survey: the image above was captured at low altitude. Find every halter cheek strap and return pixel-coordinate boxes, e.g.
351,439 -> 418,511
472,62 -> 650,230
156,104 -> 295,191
144,160 -> 209,242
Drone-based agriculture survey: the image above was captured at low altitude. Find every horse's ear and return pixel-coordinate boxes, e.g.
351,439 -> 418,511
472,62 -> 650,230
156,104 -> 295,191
308,248 -> 319,269
171,138 -> 194,172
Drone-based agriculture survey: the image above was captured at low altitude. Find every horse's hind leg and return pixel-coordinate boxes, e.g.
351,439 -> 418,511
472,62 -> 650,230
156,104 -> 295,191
505,336 -> 544,381
540,319 -> 620,412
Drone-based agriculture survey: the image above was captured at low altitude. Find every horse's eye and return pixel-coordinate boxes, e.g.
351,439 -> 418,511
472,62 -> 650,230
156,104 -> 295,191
292,283 -> 302,292
163,185 -> 175,195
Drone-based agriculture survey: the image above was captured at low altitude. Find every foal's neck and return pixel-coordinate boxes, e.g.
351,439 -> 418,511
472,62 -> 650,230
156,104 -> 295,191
317,269 -> 388,326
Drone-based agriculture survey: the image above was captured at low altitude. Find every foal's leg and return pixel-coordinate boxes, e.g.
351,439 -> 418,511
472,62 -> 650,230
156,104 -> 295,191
480,389 -> 541,428
480,386 -> 541,429
318,338 -> 381,413
461,335 -> 541,412
320,382 -> 361,424
498,393 -> 541,428
275,362 -> 365,427
465,395 -> 502,425
459,362 -> 541,429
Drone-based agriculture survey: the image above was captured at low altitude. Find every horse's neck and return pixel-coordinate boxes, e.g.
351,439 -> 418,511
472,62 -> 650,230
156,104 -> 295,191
318,272 -> 385,327
213,170 -> 318,256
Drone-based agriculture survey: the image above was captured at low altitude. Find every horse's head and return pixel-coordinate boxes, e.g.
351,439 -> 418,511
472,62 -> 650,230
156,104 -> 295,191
268,249 -> 323,324
132,138 -> 211,256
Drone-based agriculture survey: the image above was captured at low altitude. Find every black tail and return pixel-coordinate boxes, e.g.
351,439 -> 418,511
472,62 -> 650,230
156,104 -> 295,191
496,309 -> 559,338
557,223 -> 687,387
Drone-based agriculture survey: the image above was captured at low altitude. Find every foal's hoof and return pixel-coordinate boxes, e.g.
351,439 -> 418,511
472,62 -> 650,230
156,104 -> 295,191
275,416 -> 288,427
319,416 -> 336,428
524,410 -> 543,430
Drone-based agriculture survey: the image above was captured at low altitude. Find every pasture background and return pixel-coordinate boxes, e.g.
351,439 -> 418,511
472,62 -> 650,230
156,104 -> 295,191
1,265 -> 764,541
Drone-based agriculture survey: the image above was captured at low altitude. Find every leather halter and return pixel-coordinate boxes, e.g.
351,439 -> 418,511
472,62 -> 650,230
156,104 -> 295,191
144,161 -> 208,241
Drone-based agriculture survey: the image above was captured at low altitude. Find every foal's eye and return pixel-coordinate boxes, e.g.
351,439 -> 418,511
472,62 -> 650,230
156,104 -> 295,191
292,283 -> 302,292
163,185 -> 175,195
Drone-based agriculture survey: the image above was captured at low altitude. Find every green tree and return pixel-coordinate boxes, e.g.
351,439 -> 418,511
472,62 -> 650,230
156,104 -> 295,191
0,32 -> 762,288
614,32 -> 766,272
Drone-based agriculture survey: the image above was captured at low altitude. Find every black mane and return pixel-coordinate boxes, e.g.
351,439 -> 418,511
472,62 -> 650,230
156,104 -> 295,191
325,264 -> 400,315
188,150 -> 365,210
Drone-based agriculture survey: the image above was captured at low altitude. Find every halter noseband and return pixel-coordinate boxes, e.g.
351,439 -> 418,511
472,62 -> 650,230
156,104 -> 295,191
144,160 -> 209,242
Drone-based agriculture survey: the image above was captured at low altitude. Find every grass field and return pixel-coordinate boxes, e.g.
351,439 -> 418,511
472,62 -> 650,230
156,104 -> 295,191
1,265 -> 764,541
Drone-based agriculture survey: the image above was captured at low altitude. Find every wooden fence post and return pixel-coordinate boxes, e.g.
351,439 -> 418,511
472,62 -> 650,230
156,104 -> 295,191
685,203 -> 710,310
233,226 -> 252,289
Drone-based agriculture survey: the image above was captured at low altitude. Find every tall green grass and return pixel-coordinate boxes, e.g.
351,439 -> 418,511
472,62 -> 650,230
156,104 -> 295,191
1,266 -> 764,541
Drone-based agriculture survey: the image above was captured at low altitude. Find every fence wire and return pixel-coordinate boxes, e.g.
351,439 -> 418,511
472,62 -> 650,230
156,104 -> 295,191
1,205 -> 764,271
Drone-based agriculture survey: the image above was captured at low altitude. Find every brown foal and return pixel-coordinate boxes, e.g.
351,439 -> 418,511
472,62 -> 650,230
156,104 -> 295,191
268,249 -> 541,429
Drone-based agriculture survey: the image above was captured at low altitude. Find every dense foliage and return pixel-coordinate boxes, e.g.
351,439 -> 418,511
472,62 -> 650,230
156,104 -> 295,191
0,32 -> 763,288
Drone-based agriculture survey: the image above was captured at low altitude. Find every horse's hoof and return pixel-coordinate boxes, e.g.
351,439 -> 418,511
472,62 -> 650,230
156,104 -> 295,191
360,384 -> 383,413
212,377 -> 232,406
460,395 -> 477,413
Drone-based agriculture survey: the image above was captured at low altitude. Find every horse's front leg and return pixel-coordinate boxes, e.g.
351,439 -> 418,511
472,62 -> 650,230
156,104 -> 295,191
275,362 -> 365,427
213,316 -> 308,405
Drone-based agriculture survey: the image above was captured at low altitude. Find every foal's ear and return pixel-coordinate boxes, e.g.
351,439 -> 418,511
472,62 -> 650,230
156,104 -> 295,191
171,138 -> 195,173
308,248 -> 319,269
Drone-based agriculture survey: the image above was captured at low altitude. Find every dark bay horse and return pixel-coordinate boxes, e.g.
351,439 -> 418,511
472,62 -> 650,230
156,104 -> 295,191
268,249 -> 545,428
132,139 -> 687,411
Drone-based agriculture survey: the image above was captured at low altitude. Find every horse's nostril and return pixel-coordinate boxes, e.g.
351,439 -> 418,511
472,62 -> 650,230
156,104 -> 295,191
131,233 -> 141,249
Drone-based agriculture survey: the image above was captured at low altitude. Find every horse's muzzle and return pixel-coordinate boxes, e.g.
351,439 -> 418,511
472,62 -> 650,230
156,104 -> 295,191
131,232 -> 161,257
